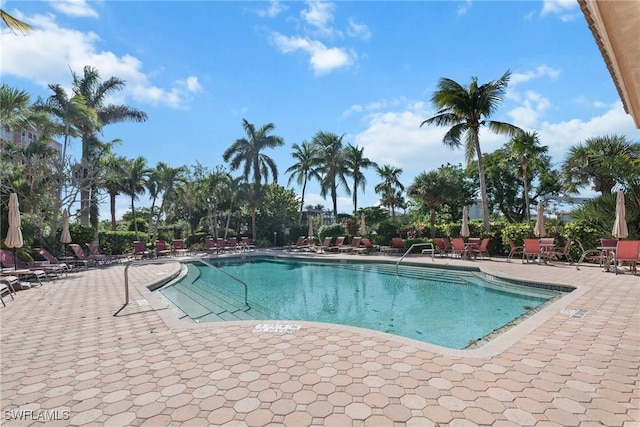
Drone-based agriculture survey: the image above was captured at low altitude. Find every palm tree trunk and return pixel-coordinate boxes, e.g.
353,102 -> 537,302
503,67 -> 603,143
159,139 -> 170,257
298,177 -> 307,225
353,183 -> 358,216
131,197 -> 139,240
474,132 -> 491,232
110,192 -> 117,230
225,199 -> 234,239
522,164 -> 530,222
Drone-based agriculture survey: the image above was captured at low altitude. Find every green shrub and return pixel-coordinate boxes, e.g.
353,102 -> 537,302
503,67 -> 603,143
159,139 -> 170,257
375,220 -> 402,246
99,231 -> 140,255
318,224 -> 344,241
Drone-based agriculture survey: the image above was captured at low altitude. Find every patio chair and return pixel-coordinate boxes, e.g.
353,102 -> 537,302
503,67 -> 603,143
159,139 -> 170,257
522,239 -> 545,264
433,238 -> 452,257
507,238 -> 524,262
172,239 -> 189,256
339,236 -> 362,253
1,248 -> 63,279
546,239 -> 574,264
353,238 -> 375,255
155,240 -> 171,257
324,236 -> 345,252
0,250 -> 46,285
133,241 -> 152,259
614,240 -> 640,275
205,238 -> 217,254
0,280 -> 15,307
384,237 -> 405,255
35,247 -> 72,274
451,238 -> 469,259
0,275 -> 19,295
216,238 -> 228,254
86,242 -> 115,265
229,237 -> 240,252
316,237 -> 333,253
241,237 -> 255,250
575,240 -> 606,270
69,244 -> 96,268
470,238 -> 490,259
467,237 -> 480,252
289,236 -> 311,251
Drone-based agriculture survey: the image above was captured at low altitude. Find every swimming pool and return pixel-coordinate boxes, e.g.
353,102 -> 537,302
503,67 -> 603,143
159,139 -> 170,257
160,257 -> 564,349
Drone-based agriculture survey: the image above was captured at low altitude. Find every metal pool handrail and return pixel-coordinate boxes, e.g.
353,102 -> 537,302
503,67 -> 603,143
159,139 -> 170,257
197,259 -> 249,308
395,242 -> 434,273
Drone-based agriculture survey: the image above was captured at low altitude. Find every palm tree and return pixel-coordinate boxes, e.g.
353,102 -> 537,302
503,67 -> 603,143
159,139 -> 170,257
72,65 -> 148,228
222,119 -> 284,240
204,167 -> 231,239
344,144 -> 377,215
101,153 -> 128,230
311,131 -> 350,218
506,131 -> 548,221
562,134 -> 639,196
374,164 -> 404,220
1,9 -> 33,34
421,70 -> 523,232
122,156 -> 151,240
286,141 -> 320,224
224,176 -> 249,239
408,171 -> 451,238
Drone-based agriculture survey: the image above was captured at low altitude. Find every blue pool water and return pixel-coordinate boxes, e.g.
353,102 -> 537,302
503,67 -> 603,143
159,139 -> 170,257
161,257 -> 562,349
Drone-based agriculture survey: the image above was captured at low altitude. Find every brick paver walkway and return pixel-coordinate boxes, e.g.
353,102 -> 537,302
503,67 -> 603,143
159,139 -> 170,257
1,251 -> 638,426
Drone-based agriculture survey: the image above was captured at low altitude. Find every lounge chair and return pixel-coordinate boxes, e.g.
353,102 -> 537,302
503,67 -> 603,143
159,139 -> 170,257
155,240 -> 171,257
339,236 -> 362,253
324,236 -> 345,252
229,237 -> 240,253
507,238 -> 523,262
205,238 -> 217,254
86,242 -> 115,265
467,237 -> 480,252
133,241 -> 152,259
451,238 -> 469,259
241,237 -> 255,250
69,244 -> 96,268
0,249 -> 61,280
575,240 -> 605,270
614,240 -> 640,275
384,237 -> 405,255
0,279 -> 16,306
216,238 -> 228,253
470,238 -> 490,259
289,236 -> 310,251
433,238 -> 452,257
0,275 -> 19,295
172,239 -> 189,256
353,238 -> 375,255
522,239 -> 545,264
35,247 -> 72,274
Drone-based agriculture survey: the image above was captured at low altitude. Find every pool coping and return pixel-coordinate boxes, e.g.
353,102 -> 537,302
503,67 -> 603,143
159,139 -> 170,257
138,251 -> 589,359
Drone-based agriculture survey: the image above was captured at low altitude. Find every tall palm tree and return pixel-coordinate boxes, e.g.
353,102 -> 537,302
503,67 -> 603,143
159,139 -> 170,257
122,156 -> 151,240
344,144 -> 377,215
101,153 -> 128,230
204,167 -> 231,239
421,70 -> 523,232
72,65 -> 148,228
374,164 -> 404,220
1,9 -> 33,34
506,131 -> 548,221
222,119 -> 284,240
224,176 -> 249,239
151,162 -> 188,234
562,134 -> 639,196
312,131 -> 350,218
286,141 -> 320,224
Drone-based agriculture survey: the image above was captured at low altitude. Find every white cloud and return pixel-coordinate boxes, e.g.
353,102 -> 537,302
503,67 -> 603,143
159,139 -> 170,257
271,32 -> 353,75
509,65 -> 561,87
45,0 -> 99,18
256,0 -> 287,18
0,13 -> 200,109
301,1 -> 338,38
508,91 -> 552,129
540,0 -> 577,16
347,18 -> 371,41
457,0 -> 473,16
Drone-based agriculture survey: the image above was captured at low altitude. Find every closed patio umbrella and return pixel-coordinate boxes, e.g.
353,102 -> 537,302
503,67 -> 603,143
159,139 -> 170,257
60,209 -> 72,244
460,206 -> 470,238
307,217 -> 314,243
534,201 -> 546,238
612,190 -> 628,239
4,193 -> 24,269
360,212 -> 367,236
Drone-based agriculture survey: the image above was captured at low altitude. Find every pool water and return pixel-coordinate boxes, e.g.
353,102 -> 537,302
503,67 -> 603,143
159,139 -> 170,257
163,258 -> 561,349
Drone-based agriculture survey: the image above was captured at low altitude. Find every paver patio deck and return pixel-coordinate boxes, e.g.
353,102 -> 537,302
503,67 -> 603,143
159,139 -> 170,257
1,250 -> 638,426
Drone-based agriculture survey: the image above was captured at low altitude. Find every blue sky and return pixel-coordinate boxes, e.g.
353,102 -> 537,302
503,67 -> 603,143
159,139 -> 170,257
2,0 -> 638,220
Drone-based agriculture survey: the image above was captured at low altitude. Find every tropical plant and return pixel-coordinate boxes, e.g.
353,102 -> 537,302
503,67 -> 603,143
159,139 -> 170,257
408,170 -> 452,238
0,9 -> 33,34
223,119 -> 284,240
311,131 -> 350,218
286,141 -> 319,224
421,70 -> 523,231
121,156 -> 151,240
344,144 -> 377,215
100,152 -> 128,230
374,164 -> 404,220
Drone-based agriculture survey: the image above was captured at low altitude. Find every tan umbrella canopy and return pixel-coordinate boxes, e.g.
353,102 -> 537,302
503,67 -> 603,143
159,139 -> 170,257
60,209 -> 72,244
534,201 -> 546,238
460,206 -> 470,238
4,193 -> 24,269
360,212 -> 367,236
612,190 -> 629,239
307,217 -> 314,242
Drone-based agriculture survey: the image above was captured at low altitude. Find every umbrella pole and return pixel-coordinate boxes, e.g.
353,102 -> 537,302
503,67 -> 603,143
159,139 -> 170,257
13,248 -> 18,270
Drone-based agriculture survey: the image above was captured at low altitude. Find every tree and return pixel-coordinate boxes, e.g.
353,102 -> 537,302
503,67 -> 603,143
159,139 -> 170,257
72,66 -> 148,228
0,9 -> 33,34
100,152 -> 128,231
344,144 -> 377,215
286,141 -> 319,224
223,119 -> 284,240
421,71 -> 523,232
312,131 -> 350,217
374,164 -> 404,220
153,162 -> 188,235
561,134 -> 640,196
408,171 -> 451,238
223,176 -> 249,239
505,131 -> 548,221
122,156 -> 151,240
